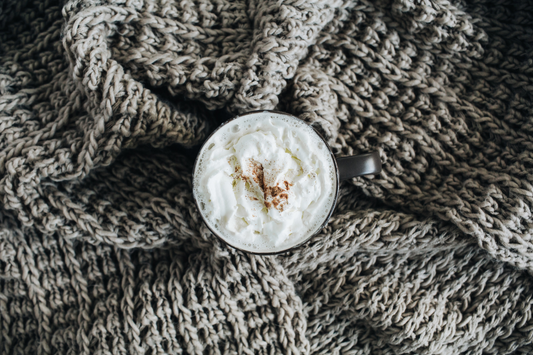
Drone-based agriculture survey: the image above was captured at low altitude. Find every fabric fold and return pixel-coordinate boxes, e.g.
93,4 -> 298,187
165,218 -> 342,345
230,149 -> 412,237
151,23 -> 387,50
288,0 -> 533,271
231,0 -> 343,111
2,0 -> 533,270
3,0 -> 533,354
0,210 -> 310,354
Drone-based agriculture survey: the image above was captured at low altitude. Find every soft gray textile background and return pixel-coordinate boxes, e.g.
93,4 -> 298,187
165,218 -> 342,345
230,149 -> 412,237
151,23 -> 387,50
1,0 -> 533,353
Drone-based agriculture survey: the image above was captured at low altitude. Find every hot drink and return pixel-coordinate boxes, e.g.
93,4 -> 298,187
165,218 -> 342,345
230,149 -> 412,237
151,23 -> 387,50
193,111 -> 337,253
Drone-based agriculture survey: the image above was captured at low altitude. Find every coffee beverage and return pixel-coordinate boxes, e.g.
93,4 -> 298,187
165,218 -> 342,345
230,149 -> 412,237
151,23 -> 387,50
193,111 -> 337,253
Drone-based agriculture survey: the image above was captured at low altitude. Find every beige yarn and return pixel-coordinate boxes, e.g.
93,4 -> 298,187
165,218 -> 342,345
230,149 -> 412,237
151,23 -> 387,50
2,0 -> 533,353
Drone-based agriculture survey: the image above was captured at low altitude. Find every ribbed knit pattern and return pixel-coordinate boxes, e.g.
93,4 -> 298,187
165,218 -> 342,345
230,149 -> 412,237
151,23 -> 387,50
2,0 -> 533,353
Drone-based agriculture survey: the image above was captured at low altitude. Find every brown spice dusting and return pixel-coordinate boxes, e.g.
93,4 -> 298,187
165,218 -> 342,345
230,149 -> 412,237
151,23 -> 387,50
271,192 -> 289,212
269,186 -> 284,197
267,185 -> 290,212
249,159 -> 265,192
242,159 -> 292,212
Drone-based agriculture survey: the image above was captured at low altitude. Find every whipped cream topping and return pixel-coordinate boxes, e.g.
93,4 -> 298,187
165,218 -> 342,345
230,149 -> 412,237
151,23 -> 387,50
193,112 -> 337,252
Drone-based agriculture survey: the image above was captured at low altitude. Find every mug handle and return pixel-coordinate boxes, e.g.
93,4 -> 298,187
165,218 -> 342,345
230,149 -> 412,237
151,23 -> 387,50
336,151 -> 382,181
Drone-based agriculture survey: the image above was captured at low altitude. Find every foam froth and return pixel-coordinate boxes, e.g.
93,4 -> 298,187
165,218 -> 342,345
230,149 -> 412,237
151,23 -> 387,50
193,112 -> 337,253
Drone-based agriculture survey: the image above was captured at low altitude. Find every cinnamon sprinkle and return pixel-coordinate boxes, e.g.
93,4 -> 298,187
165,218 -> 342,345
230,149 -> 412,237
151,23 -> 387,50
244,159 -> 291,212
249,159 -> 265,191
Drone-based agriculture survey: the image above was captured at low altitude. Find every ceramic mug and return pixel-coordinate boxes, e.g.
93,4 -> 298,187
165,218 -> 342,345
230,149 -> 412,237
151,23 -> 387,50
192,110 -> 382,254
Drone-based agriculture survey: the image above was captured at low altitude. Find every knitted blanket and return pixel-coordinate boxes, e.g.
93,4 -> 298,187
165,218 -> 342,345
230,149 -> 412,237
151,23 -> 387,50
2,0 -> 533,353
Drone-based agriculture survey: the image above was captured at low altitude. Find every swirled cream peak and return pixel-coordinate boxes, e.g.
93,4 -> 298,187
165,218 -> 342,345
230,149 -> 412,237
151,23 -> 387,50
193,112 -> 337,252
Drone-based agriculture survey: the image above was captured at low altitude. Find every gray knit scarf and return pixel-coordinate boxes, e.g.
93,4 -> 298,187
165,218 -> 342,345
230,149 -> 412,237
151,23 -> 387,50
2,0 -> 533,353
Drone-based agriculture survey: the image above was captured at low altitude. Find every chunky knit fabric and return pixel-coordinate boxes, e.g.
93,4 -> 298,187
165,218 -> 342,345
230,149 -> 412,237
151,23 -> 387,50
2,0 -> 533,353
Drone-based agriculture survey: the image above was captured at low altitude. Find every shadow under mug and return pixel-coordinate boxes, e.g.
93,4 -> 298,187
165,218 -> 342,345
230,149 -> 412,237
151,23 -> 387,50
192,110 -> 382,254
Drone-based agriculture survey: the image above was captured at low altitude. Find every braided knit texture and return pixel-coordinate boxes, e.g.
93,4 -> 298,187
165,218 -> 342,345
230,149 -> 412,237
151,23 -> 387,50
2,0 -> 533,353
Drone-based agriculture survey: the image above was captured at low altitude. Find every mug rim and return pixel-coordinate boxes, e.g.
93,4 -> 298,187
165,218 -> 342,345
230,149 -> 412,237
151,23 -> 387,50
192,110 -> 340,255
